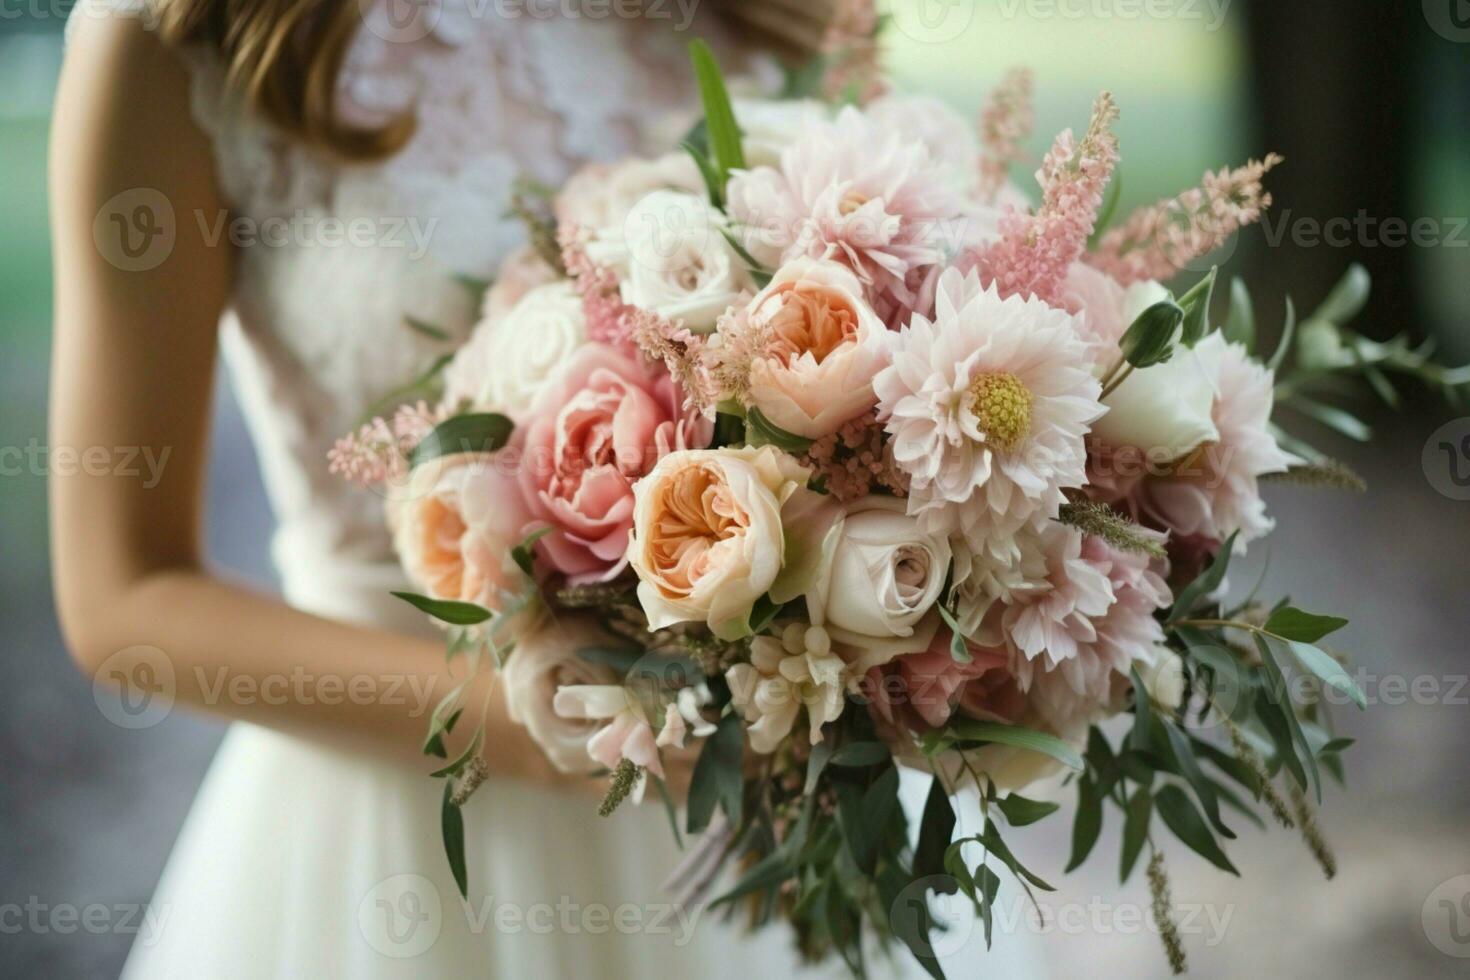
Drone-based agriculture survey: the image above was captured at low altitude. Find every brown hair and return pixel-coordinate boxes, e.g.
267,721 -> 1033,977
149,0 -> 837,161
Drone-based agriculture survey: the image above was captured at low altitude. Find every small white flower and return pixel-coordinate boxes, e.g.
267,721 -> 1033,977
726,625 -> 846,754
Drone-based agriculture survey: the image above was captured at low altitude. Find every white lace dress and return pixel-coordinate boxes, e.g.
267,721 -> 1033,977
71,2 -> 1049,976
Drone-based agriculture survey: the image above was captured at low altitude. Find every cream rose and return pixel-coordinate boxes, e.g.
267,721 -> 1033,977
805,497 -> 951,649
441,281 -> 587,421
1094,320 -> 1224,462
735,258 -> 891,439
628,446 -> 815,640
503,615 -> 623,774
390,454 -> 537,630
586,190 -> 752,333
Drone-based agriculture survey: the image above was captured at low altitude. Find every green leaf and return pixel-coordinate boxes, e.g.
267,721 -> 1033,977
1066,776 -> 1103,872
935,603 -> 973,664
1177,266 -> 1218,347
1254,634 -> 1321,800
1155,785 -> 1238,875
830,741 -> 891,767
914,777 -> 958,886
746,406 -> 814,452
686,712 -> 744,834
977,822 -> 1054,892
710,846 -> 793,908
719,228 -> 774,288
1283,640 -> 1366,709
1128,666 -> 1157,755
409,413 -> 514,467
688,40 -> 745,187
1312,262 -> 1371,325
440,781 -> 469,897
682,140 -> 724,208
391,591 -> 492,626
1168,532 -> 1239,622
1120,300 -> 1184,369
934,720 -> 1084,771
403,315 -> 451,342
510,526 -> 553,579
429,728 -> 483,779
1162,719 -> 1234,839
1223,277 -> 1255,350
995,794 -> 1061,828
1120,788 -> 1153,882
1266,296 -> 1297,373
1289,396 -> 1372,442
649,774 -> 684,850
1264,607 -> 1349,644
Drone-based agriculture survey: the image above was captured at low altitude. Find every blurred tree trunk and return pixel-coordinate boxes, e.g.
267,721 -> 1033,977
1242,0 -> 1419,341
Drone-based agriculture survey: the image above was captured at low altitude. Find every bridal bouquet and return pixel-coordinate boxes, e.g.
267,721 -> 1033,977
331,31 -> 1466,978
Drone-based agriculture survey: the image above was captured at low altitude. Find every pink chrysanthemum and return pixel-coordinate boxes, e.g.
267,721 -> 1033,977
727,106 -> 966,326
999,524 -> 1171,727
874,268 -> 1104,563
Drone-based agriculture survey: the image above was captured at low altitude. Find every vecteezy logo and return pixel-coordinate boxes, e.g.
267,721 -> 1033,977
358,874 -> 442,958
885,0 -> 976,44
93,189 -> 175,272
1423,875 -> 1470,958
361,0 -> 441,43
889,875 -> 976,960
1424,0 -> 1470,41
92,645 -> 176,730
1422,418 -> 1470,501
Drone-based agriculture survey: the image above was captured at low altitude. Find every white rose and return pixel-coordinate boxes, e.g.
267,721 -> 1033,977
586,190 -> 752,333
806,497 -> 951,647
1137,645 -> 1187,711
1093,282 -> 1223,461
732,98 -> 829,168
442,281 -> 586,421
628,446 -> 815,640
502,615 -> 623,775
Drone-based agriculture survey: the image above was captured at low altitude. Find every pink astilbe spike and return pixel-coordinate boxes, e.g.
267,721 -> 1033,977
1088,154 -> 1283,284
820,0 -> 886,104
328,400 -> 445,486
968,91 -> 1120,306
559,228 -> 635,347
977,68 -> 1035,200
628,307 -> 719,413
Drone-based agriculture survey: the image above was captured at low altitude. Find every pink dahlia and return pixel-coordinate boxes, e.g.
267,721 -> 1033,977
874,268 -> 1104,563
726,106 -> 966,326
999,523 -> 1171,728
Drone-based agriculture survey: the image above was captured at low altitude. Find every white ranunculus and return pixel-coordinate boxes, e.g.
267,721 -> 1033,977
1093,287 -> 1225,461
806,497 -> 951,647
502,615 -> 622,775
585,190 -> 752,333
732,98 -> 830,168
442,280 -> 586,420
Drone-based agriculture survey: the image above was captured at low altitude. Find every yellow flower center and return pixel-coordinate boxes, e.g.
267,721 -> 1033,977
969,372 -> 1033,453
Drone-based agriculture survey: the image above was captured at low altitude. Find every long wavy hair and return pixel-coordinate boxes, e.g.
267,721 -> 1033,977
149,0 -> 838,160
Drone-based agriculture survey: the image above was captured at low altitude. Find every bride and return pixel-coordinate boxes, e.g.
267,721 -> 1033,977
50,1 -> 1049,975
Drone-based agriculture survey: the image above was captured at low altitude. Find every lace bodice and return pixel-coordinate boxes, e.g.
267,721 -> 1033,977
72,0 -> 772,622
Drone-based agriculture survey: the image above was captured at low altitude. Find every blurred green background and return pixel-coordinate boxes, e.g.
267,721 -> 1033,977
3,2 -> 1469,978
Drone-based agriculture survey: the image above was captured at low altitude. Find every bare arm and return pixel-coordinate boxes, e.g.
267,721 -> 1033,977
47,15 -> 568,782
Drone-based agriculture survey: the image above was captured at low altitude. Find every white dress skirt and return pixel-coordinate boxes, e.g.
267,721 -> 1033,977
70,1 -> 1052,976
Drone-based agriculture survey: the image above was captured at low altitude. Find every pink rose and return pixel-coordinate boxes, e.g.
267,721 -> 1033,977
519,343 -> 710,582
861,626 -> 1022,733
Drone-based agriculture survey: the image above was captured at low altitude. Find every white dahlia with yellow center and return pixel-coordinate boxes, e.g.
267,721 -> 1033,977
874,268 -> 1105,562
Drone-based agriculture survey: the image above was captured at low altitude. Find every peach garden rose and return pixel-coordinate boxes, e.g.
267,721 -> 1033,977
628,445 -> 817,640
